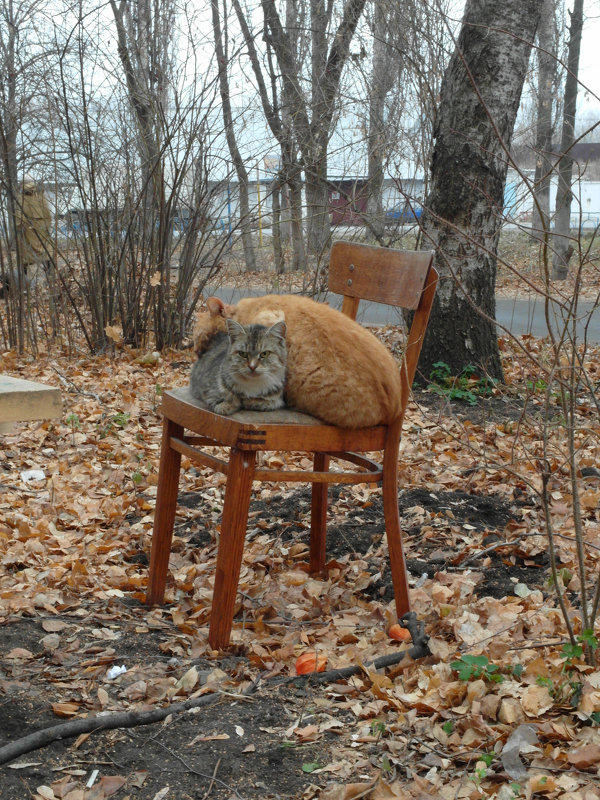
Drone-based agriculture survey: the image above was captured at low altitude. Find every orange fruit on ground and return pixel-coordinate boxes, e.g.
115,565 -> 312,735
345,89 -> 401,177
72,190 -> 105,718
388,624 -> 411,642
295,651 -> 327,675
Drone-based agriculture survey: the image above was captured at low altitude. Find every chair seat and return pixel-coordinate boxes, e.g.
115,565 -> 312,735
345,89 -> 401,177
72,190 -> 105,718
169,385 -> 323,425
163,386 -> 389,451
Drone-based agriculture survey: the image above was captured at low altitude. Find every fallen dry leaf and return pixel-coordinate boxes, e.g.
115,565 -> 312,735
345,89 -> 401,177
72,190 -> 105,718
567,743 -> 600,770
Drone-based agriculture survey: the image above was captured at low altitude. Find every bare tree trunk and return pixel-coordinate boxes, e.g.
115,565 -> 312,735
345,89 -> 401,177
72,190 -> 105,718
211,0 -> 256,272
270,176 -> 284,273
552,0 -> 583,280
0,0 -> 31,353
417,0 -> 542,382
261,0 -> 367,259
110,0 -> 174,348
288,165 -> 305,271
231,0 -> 302,270
366,0 -> 394,239
531,0 -> 558,234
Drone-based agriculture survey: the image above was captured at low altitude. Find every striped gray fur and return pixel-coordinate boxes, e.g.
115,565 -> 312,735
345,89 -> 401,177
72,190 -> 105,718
190,319 -> 287,416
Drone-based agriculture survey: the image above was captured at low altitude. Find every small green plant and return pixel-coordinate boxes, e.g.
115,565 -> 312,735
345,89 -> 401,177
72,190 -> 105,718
547,567 -> 573,588
98,411 -> 131,439
65,412 -> 81,445
370,719 -> 386,740
525,377 -> 548,394
427,361 -> 496,405
470,752 -> 496,785
534,632 -> 598,707
451,654 -> 504,683
380,753 -> 393,775
111,411 -> 131,428
441,720 -> 454,735
507,663 -> 524,679
562,630 -> 598,668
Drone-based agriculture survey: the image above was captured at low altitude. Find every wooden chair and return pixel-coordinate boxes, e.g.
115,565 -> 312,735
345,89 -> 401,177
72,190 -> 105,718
146,242 -> 438,649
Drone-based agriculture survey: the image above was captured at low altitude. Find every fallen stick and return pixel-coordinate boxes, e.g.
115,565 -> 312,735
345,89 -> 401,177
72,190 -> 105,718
0,681 -> 257,767
0,614 -> 429,766
279,611 -> 431,686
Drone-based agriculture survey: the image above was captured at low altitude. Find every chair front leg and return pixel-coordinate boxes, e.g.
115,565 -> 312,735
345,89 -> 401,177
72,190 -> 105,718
209,448 -> 257,650
310,453 -> 330,575
147,418 -> 184,606
382,441 -> 411,619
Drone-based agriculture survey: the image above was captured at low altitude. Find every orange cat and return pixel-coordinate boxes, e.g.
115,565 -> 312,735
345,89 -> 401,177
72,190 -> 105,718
192,295 -> 402,428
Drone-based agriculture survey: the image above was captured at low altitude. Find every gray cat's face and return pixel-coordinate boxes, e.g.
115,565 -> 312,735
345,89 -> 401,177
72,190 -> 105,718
225,319 -> 286,380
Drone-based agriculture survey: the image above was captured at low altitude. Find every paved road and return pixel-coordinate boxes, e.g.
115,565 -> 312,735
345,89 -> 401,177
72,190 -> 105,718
205,286 -> 600,343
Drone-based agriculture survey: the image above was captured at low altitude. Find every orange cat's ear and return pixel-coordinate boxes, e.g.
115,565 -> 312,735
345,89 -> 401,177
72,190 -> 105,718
268,320 -> 286,340
206,296 -> 226,317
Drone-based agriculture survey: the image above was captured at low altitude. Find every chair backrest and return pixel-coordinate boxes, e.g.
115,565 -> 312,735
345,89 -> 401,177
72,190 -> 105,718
328,241 -> 438,403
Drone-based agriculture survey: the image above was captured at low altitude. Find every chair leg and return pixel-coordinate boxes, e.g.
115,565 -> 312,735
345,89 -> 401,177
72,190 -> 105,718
310,453 -> 330,575
147,418 -> 184,606
209,448 -> 257,650
382,447 -> 411,619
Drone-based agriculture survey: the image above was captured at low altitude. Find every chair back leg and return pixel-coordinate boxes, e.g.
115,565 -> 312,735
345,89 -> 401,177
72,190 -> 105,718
310,453 -> 330,574
147,418 -> 184,606
209,448 -> 257,649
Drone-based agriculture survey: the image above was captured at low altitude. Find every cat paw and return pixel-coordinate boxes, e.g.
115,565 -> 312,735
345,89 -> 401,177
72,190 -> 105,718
213,400 -> 241,416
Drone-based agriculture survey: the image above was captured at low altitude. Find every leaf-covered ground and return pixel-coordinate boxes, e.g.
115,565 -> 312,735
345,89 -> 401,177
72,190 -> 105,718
1,326 -> 600,800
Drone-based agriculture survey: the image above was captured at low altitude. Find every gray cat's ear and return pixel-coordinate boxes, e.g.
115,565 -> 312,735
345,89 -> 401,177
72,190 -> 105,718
226,319 -> 246,340
268,320 -> 286,340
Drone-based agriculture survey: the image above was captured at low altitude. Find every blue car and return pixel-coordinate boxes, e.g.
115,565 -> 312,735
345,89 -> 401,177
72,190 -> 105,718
385,204 -> 423,224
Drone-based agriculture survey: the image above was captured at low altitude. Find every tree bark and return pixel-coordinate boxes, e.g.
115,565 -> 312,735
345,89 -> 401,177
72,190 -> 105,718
366,1 -> 396,239
531,0 -> 558,235
261,0 -> 367,258
417,0 -> 542,382
230,0 -> 303,271
551,0 -> 584,280
210,0 -> 256,272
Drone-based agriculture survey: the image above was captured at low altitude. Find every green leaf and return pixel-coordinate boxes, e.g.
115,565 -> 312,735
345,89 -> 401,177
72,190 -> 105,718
442,720 -> 454,735
381,754 -> 392,773
562,643 -> 583,661
302,762 -> 322,774
578,630 -> 599,651
462,654 -> 490,666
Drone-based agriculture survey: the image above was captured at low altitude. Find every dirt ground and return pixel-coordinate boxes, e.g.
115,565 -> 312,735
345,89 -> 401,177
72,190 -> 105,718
1,270 -> 598,800
0,461 -> 549,800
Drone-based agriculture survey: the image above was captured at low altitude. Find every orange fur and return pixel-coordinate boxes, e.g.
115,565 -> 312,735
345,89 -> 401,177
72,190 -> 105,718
192,295 -> 402,428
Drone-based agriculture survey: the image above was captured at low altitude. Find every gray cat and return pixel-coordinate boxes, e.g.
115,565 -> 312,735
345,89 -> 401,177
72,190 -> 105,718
189,319 -> 287,415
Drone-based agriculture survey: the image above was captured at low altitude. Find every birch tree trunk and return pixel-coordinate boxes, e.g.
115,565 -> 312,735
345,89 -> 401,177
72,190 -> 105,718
531,0 -> 559,235
552,0 -> 584,280
417,0 -> 542,382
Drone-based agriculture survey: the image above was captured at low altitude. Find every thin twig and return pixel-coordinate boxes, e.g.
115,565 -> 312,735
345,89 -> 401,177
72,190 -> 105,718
153,740 -> 244,799
201,757 -> 222,800
460,536 -> 524,567
50,366 -> 102,403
